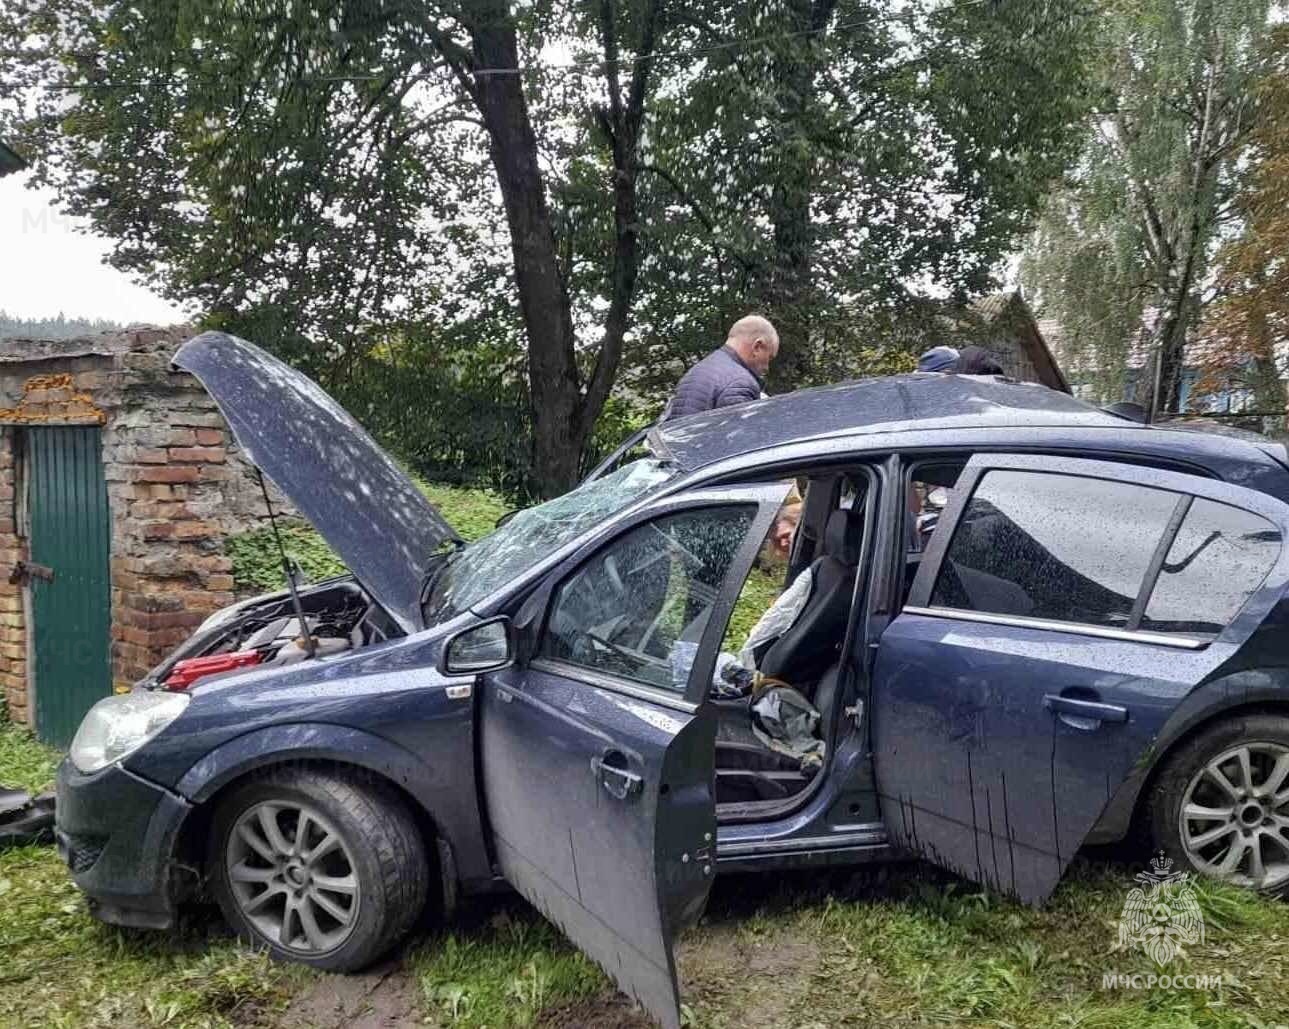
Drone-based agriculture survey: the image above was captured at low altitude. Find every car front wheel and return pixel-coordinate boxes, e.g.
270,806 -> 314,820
1151,713 -> 1289,895
209,767 -> 428,970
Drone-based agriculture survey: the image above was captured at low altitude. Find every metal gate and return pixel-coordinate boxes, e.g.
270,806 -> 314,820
27,427 -> 111,747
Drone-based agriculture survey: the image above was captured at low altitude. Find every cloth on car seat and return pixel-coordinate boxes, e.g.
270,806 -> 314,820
757,508 -> 863,689
749,679 -> 825,774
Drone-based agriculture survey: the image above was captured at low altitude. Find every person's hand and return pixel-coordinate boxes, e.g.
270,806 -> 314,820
711,662 -> 753,698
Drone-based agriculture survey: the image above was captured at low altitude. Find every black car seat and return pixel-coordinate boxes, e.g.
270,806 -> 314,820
756,508 -> 863,693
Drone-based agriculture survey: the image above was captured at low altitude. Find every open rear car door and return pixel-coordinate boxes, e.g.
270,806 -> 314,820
870,453 -> 1289,903
479,481 -> 791,1029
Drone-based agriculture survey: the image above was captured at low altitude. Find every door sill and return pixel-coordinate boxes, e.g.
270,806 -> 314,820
716,825 -> 887,858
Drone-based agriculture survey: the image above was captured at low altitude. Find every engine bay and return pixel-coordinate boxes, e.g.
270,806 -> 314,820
148,579 -> 400,691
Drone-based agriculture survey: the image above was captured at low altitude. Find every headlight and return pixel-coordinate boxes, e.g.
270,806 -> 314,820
69,691 -> 190,774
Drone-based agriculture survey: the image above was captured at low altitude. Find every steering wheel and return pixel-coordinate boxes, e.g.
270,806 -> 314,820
582,631 -> 648,676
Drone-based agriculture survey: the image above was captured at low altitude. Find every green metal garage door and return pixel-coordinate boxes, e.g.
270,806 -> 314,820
29,427 -> 111,747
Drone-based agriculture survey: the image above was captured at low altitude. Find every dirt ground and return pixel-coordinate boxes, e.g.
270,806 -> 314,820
266,872 -> 848,1029
271,959 -> 421,1029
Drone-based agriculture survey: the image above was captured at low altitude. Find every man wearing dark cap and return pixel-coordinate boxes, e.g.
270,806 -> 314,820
917,346 -> 959,372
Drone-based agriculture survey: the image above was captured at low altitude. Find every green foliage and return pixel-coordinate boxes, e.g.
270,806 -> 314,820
0,841 -> 304,1028
722,566 -> 785,656
1021,0 -> 1274,410
1197,26 -> 1289,413
625,0 -> 1097,401
226,482 -> 509,594
419,482 -> 512,542
2,0 -> 1098,489
224,520 -> 346,596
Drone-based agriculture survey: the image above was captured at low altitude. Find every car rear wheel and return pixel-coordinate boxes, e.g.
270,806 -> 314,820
209,768 -> 428,970
1150,714 -> 1289,895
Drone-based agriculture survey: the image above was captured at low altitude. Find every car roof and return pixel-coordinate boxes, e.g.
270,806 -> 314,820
653,374 -> 1126,469
651,373 -> 1289,482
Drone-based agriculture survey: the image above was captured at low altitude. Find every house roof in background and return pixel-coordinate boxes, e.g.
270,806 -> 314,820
0,140 -> 26,177
963,290 -> 1071,393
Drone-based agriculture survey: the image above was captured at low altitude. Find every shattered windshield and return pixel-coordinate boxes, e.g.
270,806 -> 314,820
422,459 -> 678,624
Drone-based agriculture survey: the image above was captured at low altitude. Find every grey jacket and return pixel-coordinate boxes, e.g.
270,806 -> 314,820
664,346 -> 764,420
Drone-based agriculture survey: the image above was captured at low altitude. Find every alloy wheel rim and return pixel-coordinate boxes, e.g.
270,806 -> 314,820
1179,741 -> 1289,890
226,800 -> 360,954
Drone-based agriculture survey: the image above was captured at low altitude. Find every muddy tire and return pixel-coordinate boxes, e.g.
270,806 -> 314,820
209,767 -> 428,970
1149,713 -> 1289,896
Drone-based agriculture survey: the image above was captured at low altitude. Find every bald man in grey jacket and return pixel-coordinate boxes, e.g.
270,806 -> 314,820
664,315 -> 779,420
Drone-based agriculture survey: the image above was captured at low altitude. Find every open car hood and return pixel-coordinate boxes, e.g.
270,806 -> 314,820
173,331 -> 459,633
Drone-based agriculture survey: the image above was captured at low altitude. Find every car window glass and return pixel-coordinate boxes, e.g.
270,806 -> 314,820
541,505 -> 756,692
424,458 -> 677,623
929,470 -> 1177,628
1141,499 -> 1281,635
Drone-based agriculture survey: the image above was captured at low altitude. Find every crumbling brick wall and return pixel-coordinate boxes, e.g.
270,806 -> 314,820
0,326 -> 294,722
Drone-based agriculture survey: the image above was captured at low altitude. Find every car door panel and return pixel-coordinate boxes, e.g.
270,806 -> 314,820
872,453 -> 1289,904
873,612 -> 1200,901
480,483 -> 790,1029
483,665 -> 715,1023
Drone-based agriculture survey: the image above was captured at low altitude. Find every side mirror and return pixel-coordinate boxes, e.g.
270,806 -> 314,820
441,616 -> 515,675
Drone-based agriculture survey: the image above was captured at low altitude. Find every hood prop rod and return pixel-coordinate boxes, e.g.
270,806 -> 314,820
256,468 -> 316,658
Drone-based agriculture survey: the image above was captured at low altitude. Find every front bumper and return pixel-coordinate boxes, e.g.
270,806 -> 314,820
55,758 -> 193,930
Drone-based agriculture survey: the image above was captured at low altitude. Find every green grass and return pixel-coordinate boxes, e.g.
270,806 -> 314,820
674,862 -> 1289,1029
0,720 -> 58,792
0,722 -> 306,1028
409,905 -> 607,1027
227,480 -> 510,594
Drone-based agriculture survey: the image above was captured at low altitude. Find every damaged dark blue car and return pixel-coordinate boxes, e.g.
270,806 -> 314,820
56,332 -> 1289,1029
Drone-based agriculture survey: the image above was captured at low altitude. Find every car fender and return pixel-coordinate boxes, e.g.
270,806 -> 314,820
1088,667 -> 1289,843
173,721 -> 491,884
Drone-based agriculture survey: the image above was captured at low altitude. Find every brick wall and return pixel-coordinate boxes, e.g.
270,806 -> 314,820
0,328 -> 291,724
108,405 -> 237,688
0,436 -> 26,721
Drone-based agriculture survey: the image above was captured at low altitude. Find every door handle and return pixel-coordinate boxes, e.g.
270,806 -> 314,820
591,749 -> 643,800
1043,693 -> 1128,727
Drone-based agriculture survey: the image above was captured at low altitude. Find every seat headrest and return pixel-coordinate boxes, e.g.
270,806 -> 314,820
823,508 -> 863,566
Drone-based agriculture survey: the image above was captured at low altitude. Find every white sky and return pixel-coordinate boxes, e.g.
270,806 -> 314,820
0,171 -> 186,324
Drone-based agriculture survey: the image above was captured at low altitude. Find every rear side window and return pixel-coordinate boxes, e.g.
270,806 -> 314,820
1140,499 -> 1281,635
929,470 -> 1177,628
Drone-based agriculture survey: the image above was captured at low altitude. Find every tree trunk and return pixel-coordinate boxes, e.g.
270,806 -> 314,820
462,1 -> 586,497
763,0 -> 836,393
582,0 -> 664,436
442,0 -> 663,497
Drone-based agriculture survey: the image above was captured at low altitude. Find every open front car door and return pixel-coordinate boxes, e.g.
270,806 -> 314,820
479,481 -> 792,1028
871,453 -> 1289,903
